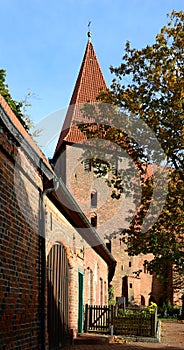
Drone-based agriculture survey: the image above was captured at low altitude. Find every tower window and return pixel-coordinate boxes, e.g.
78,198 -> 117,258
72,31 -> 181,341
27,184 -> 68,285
129,262 -> 132,268
91,213 -> 97,227
91,190 -> 97,208
129,283 -> 132,289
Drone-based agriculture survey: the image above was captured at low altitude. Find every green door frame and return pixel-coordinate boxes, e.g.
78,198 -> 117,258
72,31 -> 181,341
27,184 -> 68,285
78,269 -> 84,333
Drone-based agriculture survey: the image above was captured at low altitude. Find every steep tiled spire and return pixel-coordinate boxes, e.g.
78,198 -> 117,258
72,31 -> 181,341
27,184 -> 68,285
53,40 -> 107,160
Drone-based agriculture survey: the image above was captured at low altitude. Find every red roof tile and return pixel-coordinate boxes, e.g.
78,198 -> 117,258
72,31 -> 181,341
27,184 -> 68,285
54,40 -> 107,159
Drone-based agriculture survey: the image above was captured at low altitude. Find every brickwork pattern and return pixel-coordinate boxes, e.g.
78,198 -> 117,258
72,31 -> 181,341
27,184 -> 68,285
111,238 -> 164,305
45,198 -> 108,334
64,146 -> 123,237
63,144 -> 164,307
1,99 -> 111,348
0,128 -> 43,349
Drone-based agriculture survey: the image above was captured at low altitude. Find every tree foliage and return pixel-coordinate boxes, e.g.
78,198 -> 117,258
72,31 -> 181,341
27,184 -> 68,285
79,11 -> 184,289
0,69 -> 33,131
105,10 -> 184,171
105,10 -> 184,279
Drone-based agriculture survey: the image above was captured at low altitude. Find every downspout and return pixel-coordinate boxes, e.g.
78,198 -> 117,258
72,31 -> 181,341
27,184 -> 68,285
40,177 -> 59,350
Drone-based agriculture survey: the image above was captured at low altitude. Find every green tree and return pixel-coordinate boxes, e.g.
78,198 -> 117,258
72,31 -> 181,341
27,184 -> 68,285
0,69 -> 33,131
108,285 -> 116,305
105,10 -> 184,276
79,11 -> 184,300
107,10 -> 183,171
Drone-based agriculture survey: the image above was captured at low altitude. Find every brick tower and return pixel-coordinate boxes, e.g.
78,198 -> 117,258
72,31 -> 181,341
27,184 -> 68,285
53,34 -> 164,306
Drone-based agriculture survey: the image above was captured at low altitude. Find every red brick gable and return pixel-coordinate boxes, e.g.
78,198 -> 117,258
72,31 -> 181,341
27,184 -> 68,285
54,40 -> 107,159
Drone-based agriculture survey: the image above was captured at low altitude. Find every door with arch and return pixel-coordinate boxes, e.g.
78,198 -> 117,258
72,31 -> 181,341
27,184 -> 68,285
48,243 -> 69,349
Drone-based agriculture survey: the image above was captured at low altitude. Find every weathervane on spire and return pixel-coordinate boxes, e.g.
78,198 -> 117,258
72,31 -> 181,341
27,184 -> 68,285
87,21 -> 92,41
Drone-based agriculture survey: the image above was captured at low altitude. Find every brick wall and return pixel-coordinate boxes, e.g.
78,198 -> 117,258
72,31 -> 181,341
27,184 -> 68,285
62,144 -> 166,307
84,248 -> 108,306
0,103 -> 111,349
111,237 -> 164,306
0,127 -> 43,349
45,198 -> 108,335
62,145 -> 124,239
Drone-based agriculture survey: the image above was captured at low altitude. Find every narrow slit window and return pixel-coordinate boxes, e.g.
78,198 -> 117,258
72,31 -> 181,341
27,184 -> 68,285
91,213 -> 97,227
91,190 -> 97,208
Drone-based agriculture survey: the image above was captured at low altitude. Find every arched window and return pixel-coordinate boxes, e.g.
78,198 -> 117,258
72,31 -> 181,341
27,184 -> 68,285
91,190 -> 97,208
87,268 -> 93,305
104,281 -> 107,305
100,278 -> 103,305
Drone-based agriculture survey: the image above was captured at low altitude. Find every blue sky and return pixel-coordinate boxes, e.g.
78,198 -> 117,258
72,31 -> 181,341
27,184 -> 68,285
0,0 -> 183,129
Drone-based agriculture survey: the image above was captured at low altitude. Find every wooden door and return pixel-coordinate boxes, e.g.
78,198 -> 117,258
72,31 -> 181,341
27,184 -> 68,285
48,243 -> 69,349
